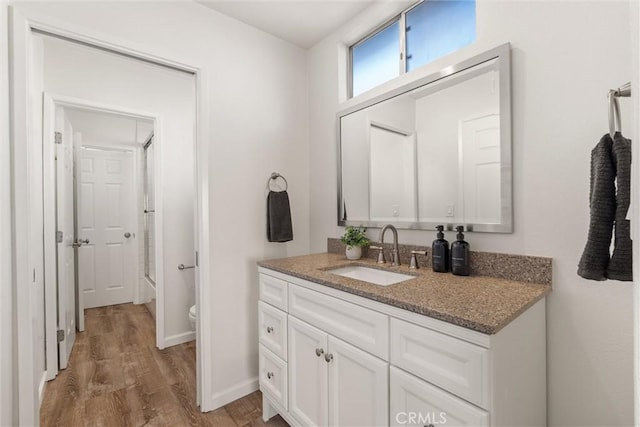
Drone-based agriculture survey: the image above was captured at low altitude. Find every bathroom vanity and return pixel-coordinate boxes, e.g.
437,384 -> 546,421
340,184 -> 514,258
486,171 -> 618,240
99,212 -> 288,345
257,253 -> 550,427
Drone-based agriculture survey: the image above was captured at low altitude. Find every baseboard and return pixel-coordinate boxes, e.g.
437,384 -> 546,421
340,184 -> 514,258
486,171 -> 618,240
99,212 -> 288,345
208,377 -> 259,411
163,330 -> 195,348
38,372 -> 47,405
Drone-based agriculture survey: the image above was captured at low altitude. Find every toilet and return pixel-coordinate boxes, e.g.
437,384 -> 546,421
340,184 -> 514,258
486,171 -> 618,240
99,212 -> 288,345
188,304 -> 196,331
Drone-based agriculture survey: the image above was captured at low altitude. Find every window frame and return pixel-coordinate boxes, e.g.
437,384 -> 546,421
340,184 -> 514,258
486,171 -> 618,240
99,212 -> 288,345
143,133 -> 156,285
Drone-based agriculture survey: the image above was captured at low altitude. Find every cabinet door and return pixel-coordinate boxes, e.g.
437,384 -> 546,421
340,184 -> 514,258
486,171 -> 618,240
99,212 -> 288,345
288,316 -> 328,426
389,366 -> 489,427
328,336 -> 388,427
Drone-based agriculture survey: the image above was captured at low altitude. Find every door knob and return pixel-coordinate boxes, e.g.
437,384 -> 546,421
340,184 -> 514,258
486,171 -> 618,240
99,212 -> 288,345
124,232 -> 131,238
72,239 -> 89,248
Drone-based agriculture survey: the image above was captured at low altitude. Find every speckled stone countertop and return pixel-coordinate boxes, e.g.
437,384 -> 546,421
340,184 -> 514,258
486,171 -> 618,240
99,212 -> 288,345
258,253 -> 551,335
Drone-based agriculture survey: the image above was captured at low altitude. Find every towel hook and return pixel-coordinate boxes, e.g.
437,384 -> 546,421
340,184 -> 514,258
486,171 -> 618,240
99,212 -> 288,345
267,172 -> 288,192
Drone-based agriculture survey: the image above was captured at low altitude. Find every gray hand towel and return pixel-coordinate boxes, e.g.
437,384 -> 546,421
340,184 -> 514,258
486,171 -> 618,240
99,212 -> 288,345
578,132 -> 633,281
267,190 -> 293,243
607,132 -> 632,281
578,134 -> 615,280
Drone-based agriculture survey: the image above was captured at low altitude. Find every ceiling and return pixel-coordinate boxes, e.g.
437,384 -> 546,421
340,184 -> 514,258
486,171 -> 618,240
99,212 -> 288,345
195,0 -> 376,48
65,108 -> 153,147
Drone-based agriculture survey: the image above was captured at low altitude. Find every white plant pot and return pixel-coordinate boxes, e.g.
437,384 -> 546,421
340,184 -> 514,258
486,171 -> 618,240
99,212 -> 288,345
345,245 -> 362,260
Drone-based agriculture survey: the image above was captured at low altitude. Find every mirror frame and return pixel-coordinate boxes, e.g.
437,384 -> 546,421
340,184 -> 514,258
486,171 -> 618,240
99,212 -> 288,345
336,43 -> 512,233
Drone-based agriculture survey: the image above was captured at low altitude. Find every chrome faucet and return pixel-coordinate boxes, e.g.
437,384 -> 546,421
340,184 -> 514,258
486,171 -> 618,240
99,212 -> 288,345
376,224 -> 400,266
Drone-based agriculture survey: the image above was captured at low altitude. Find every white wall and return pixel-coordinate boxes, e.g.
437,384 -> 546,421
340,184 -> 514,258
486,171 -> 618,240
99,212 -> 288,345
308,1 -> 634,425
0,0 -> 14,424
632,2 -> 640,425
10,0 -> 310,412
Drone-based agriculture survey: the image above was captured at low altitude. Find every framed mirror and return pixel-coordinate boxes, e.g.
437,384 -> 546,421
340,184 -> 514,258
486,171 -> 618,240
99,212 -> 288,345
337,43 -> 512,233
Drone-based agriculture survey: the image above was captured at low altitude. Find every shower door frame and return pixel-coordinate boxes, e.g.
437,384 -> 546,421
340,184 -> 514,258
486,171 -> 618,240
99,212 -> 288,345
9,6 -> 214,420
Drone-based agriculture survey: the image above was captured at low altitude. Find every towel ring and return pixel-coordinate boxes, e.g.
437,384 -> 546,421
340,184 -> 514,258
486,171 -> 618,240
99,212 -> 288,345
608,89 -> 621,138
608,82 -> 631,138
267,172 -> 288,192
607,89 -> 621,138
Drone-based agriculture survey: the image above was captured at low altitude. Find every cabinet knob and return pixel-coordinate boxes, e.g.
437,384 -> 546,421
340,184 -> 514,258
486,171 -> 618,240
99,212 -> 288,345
315,348 -> 324,357
324,353 -> 333,363
266,326 -> 274,334
267,372 -> 274,379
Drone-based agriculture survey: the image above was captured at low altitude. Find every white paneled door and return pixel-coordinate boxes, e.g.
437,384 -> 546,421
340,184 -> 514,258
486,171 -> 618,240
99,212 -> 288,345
78,148 -> 136,309
460,114 -> 501,224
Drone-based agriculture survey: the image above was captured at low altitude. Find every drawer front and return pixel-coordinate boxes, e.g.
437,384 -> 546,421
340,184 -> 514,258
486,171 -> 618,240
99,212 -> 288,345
260,273 -> 288,311
289,284 -> 389,360
390,318 -> 489,409
259,344 -> 288,410
390,366 -> 489,427
259,301 -> 288,360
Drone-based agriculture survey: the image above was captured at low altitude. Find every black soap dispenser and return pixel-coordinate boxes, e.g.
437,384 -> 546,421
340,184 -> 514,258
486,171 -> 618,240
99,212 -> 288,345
451,226 -> 470,276
432,225 -> 449,273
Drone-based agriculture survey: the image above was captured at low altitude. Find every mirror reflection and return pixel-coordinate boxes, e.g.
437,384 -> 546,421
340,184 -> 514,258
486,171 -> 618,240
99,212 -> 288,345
339,45 -> 512,232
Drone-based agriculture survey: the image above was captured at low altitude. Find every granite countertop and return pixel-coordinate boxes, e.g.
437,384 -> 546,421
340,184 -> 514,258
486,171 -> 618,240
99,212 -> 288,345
258,252 -> 551,335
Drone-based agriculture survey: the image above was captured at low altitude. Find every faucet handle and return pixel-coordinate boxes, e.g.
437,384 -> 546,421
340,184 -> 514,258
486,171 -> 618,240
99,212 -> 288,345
370,245 -> 386,264
410,250 -> 427,269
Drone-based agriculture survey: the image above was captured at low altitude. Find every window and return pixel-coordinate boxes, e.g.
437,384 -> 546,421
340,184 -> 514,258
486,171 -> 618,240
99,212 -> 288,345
350,0 -> 476,97
351,20 -> 401,97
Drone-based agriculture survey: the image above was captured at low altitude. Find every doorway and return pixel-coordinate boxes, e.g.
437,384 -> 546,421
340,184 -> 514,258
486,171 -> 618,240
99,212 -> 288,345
10,9 -> 213,422
42,97 -> 160,370
37,29 -> 201,421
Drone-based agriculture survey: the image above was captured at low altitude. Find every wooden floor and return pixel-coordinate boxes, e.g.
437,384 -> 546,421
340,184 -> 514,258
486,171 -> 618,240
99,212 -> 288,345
40,303 -> 288,427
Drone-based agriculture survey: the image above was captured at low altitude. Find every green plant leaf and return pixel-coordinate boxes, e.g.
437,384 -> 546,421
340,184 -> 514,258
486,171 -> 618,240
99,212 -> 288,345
340,225 -> 370,247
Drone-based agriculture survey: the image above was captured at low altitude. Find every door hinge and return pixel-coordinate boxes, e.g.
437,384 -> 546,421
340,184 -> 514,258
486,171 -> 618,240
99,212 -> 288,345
57,329 -> 65,343
54,132 -> 62,144
56,231 -> 63,243
195,251 -> 199,267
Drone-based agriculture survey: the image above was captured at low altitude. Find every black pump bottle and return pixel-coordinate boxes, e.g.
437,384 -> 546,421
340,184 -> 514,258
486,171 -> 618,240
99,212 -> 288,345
432,225 -> 449,273
450,226 -> 470,276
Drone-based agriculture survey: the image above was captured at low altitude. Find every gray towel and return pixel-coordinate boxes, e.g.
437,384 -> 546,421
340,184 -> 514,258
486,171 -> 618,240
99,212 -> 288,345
578,133 -> 632,281
608,132 -> 632,281
267,190 -> 293,243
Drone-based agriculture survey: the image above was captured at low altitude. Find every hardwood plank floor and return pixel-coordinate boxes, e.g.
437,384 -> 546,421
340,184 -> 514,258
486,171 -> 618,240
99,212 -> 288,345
41,303 -> 288,427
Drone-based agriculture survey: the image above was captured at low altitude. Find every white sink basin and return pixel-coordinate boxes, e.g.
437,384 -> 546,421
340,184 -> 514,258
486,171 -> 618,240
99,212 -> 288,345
327,265 -> 416,286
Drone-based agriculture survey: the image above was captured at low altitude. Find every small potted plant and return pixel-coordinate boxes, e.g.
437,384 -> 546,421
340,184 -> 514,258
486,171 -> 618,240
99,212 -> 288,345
340,226 -> 370,260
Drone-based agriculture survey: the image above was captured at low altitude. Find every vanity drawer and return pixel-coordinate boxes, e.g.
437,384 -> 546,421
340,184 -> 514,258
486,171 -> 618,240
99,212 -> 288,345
390,318 -> 489,409
259,344 -> 288,411
260,273 -> 288,311
258,301 -> 288,361
390,366 -> 489,427
289,284 -> 389,360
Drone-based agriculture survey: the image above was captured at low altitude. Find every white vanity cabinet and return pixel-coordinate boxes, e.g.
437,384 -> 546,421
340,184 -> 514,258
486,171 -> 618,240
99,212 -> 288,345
258,267 -> 547,427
